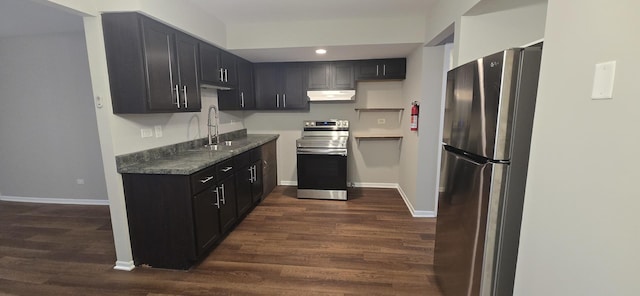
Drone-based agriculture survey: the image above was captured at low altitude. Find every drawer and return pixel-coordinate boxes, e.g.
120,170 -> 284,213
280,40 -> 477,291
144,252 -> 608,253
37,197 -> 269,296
216,158 -> 234,180
191,165 -> 218,194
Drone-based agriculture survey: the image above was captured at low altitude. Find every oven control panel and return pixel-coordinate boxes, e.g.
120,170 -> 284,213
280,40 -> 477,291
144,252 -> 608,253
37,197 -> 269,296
304,120 -> 349,129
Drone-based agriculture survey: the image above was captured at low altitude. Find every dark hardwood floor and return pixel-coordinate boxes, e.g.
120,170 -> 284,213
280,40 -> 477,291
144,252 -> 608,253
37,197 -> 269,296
0,186 -> 441,295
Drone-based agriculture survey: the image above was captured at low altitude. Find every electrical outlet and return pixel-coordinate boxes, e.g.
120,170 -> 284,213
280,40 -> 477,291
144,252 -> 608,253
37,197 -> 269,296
377,118 -> 386,124
154,125 -> 163,138
141,128 -> 153,138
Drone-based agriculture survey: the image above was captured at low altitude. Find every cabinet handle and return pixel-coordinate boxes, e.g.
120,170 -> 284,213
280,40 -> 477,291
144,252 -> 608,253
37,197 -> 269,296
213,187 -> 220,208
224,69 -> 228,82
283,94 -> 286,108
263,160 -> 268,168
252,165 -> 257,183
174,85 -> 180,108
182,85 -> 188,108
221,166 -> 233,172
383,64 -> 386,76
199,176 -> 214,184
248,167 -> 253,182
220,184 -> 226,205
219,68 -> 224,82
240,92 -> 245,108
376,65 -> 379,76
276,94 -> 280,108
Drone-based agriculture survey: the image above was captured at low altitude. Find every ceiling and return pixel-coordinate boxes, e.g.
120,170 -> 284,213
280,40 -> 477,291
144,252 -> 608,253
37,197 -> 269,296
0,0 -> 437,62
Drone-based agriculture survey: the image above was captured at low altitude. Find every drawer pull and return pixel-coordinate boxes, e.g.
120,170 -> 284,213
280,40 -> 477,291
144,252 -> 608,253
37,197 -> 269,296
221,166 -> 233,172
199,176 -> 214,184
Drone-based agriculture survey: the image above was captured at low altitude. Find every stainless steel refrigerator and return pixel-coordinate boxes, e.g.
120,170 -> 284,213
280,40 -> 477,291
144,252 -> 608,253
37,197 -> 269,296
435,45 -> 542,296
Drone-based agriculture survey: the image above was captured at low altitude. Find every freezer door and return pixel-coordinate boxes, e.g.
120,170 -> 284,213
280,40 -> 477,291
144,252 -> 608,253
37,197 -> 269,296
435,146 -> 507,296
443,49 -> 520,160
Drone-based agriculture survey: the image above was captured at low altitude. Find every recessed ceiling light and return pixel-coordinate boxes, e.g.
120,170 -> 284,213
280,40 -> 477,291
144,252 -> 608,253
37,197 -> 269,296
315,49 -> 327,55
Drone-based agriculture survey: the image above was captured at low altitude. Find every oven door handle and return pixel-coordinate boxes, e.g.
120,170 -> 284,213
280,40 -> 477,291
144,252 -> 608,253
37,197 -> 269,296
297,148 -> 347,156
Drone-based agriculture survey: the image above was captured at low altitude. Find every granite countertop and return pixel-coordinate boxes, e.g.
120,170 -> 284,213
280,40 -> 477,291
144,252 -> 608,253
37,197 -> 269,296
116,133 -> 279,175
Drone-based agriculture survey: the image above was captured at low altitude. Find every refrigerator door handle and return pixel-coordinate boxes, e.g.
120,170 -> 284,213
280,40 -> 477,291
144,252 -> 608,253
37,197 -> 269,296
444,145 -> 510,165
444,145 -> 488,165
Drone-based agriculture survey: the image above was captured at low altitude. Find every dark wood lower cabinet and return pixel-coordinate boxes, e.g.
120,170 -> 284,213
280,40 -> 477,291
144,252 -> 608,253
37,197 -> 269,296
217,175 -> 237,234
235,164 -> 253,217
262,140 -> 278,196
192,187 -> 221,256
121,141 -> 278,270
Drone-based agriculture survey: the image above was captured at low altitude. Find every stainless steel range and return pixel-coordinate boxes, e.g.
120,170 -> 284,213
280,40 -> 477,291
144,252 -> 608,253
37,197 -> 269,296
296,119 -> 349,200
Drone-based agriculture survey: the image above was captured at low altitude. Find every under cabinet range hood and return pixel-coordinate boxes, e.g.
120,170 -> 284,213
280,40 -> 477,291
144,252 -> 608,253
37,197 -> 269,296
201,83 -> 231,91
307,90 -> 356,102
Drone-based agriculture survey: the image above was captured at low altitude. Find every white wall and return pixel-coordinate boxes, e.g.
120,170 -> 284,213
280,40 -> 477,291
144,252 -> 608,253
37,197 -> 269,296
424,0 -> 482,44
0,32 -> 107,202
227,16 -> 425,50
455,1 -> 547,65
243,81 -> 404,187
514,1 -> 640,295
397,46 -> 425,215
405,44 -> 450,216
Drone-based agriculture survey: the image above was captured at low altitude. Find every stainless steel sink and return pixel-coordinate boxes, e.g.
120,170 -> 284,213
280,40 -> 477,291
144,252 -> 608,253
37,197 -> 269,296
202,141 -> 235,151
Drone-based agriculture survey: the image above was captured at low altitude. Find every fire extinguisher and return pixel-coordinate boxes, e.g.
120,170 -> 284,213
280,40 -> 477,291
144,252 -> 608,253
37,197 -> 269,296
410,101 -> 419,131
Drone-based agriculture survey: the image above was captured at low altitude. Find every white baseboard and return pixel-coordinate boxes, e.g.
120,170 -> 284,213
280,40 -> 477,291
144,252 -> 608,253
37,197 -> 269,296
277,181 -> 436,217
0,195 -> 109,206
113,260 -> 135,271
396,186 -> 437,218
351,182 -> 397,188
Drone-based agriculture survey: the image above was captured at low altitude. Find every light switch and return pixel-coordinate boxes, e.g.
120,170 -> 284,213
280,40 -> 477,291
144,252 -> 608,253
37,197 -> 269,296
591,61 -> 616,100
141,128 -> 153,138
154,125 -> 163,138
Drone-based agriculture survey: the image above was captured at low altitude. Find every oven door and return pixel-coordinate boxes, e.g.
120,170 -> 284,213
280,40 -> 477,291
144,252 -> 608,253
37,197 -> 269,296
296,149 -> 347,191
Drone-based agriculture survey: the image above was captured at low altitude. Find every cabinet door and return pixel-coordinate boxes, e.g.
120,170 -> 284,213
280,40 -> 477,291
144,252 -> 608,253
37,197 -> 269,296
355,60 -> 381,80
218,176 -> 237,234
254,64 -> 280,109
251,161 -> 263,203
218,59 -> 255,110
235,165 -> 253,217
192,188 -> 221,256
307,63 -> 331,90
237,58 -> 255,109
333,61 -> 355,89
199,43 -> 221,85
261,140 -> 278,196
380,58 -> 406,80
220,51 -> 237,87
281,63 -> 308,110
141,18 -> 179,111
175,33 -> 201,111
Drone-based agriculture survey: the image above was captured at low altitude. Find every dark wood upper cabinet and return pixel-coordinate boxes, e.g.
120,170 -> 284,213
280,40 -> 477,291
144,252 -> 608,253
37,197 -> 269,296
308,61 -> 355,90
174,34 -> 202,111
254,62 -> 308,110
218,58 -> 255,110
355,58 -> 406,81
199,42 -> 237,88
102,12 -> 200,114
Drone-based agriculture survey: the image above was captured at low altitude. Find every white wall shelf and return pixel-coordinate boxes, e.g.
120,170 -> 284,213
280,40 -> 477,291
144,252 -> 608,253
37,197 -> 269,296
353,133 -> 403,146
354,108 -> 404,122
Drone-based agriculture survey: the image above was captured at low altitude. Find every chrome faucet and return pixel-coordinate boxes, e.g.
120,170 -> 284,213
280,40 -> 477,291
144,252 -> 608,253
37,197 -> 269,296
207,105 -> 219,146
